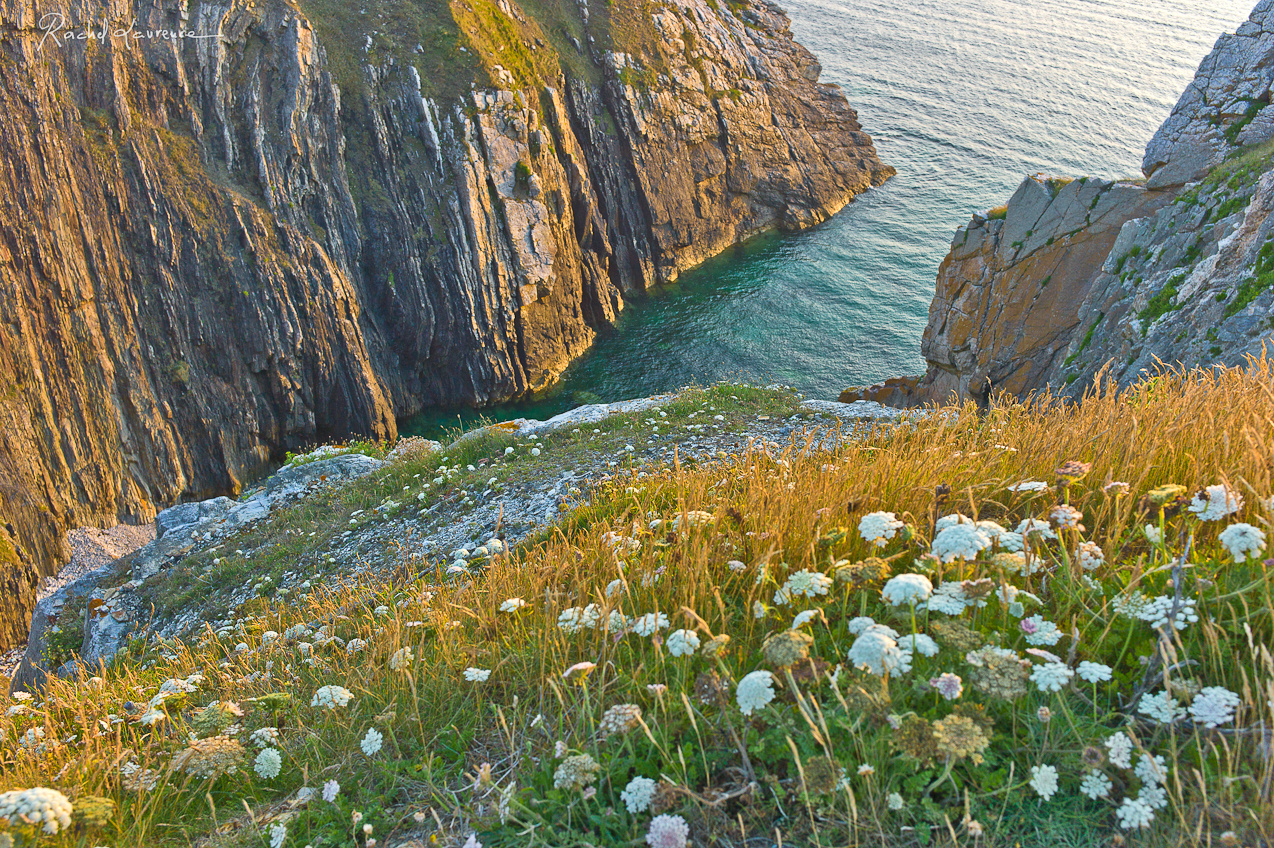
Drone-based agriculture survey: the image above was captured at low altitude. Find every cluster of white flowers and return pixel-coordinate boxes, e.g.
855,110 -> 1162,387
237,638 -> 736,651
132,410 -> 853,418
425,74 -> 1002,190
1105,732 -> 1134,769
1115,797 -> 1156,830
778,569 -> 833,602
389,647 -> 414,672
1219,523 -> 1266,561
881,574 -> 933,606
361,727 -> 384,756
1050,504 -> 1084,530
1076,661 -> 1113,683
250,727 -> 280,748
499,597 -> 529,613
646,813 -> 690,848
1189,686 -> 1242,728
899,633 -> 940,657
1141,596 -> 1199,631
1008,481 -> 1049,493
1188,484 -> 1243,521
1015,518 -> 1057,542
923,582 -> 970,615
930,673 -> 963,700
1080,770 -> 1113,799
621,776 -> 658,813
858,511 -> 904,547
665,629 -> 700,657
1021,615 -> 1063,646
254,748 -> 283,779
311,685 -> 353,710
931,523 -> 992,562
1138,691 -> 1186,724
1077,540 -> 1105,570
1029,764 -> 1059,800
848,625 -> 909,676
0,787 -> 73,834
1029,662 -> 1073,693
1144,524 -> 1164,545
464,667 -> 492,683
736,671 -> 776,715
631,612 -> 670,637
558,605 -> 601,634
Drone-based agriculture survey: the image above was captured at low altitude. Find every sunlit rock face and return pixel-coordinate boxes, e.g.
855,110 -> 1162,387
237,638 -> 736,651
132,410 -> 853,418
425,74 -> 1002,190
0,0 -> 890,645
853,0 -> 1274,409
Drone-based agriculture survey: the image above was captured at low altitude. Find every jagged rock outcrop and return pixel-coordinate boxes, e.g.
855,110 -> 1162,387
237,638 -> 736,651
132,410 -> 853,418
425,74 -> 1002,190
847,0 -> 1274,408
0,0 -> 891,646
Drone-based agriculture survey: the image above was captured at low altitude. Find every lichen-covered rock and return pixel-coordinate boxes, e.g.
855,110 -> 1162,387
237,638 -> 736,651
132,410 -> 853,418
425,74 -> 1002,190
0,0 -> 890,646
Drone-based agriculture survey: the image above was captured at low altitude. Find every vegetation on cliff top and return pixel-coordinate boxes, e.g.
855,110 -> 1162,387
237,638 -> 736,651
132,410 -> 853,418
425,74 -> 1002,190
2,365 -> 1274,847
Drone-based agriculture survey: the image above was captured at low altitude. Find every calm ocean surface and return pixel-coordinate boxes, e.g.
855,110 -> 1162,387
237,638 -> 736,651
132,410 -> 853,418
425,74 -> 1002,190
404,0 -> 1254,437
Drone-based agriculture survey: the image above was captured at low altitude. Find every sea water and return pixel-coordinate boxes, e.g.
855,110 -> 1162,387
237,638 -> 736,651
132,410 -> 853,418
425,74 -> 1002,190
403,0 -> 1253,438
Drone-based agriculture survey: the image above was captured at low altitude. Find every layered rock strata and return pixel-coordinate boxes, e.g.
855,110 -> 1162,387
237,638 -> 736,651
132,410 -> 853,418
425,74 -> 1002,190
0,0 -> 891,645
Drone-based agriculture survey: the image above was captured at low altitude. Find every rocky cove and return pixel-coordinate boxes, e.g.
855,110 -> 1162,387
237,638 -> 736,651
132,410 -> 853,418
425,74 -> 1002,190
0,0 -> 891,647
9,0 -> 1274,676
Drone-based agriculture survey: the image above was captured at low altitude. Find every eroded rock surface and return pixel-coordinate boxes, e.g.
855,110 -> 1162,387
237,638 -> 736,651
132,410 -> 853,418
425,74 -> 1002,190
0,0 -> 890,644
853,1 -> 1274,408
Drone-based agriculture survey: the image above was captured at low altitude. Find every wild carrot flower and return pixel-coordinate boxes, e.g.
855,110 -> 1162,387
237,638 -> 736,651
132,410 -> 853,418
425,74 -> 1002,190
631,612 -> 670,637
859,512 -> 904,547
389,647 -> 414,672
599,704 -> 642,737
311,685 -> 353,710
1077,540 -> 1104,570
783,569 -> 833,599
736,670 -> 776,715
881,574 -> 933,605
1189,686 -> 1241,727
1080,770 -> 1113,799
553,754 -> 601,791
1219,523 -> 1265,560
1138,691 -> 1186,724
322,780 -> 340,802
666,629 -> 700,657
464,667 -> 492,683
1029,764 -> 1059,800
1008,481 -> 1049,493
621,776 -> 658,813
1115,797 -> 1155,829
360,728 -> 384,756
645,814 -> 690,848
1188,484 -> 1243,520
499,598 -> 528,613
930,673 -> 963,700
931,524 -> 992,562
253,748 -> 283,779
1029,662 -> 1073,693
1076,661 -> 1112,683
1105,732 -> 1134,769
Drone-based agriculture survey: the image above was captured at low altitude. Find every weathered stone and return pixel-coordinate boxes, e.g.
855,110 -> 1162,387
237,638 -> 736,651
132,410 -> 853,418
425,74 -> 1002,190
0,0 -> 890,646
155,504 -> 202,540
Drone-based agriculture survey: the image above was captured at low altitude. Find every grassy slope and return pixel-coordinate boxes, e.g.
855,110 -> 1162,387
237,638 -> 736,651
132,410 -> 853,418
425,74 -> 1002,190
3,369 -> 1274,847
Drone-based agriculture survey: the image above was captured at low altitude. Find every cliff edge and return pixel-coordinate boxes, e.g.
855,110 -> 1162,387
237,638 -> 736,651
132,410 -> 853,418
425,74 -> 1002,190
846,0 -> 1274,408
0,0 -> 891,646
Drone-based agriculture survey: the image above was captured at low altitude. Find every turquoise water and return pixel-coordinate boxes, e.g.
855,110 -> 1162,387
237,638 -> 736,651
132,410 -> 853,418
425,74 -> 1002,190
403,0 -> 1254,438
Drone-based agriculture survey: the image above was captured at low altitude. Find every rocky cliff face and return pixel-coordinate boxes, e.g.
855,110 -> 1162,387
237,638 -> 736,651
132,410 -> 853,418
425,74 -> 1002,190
846,0 -> 1274,409
0,0 -> 891,647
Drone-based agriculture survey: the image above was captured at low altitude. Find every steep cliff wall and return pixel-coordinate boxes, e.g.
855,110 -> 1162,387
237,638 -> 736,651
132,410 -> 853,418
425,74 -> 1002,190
846,0 -> 1274,409
0,0 -> 891,646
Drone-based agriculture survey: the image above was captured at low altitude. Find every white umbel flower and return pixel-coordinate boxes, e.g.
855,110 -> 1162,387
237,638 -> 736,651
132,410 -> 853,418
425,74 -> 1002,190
666,629 -> 701,657
360,727 -> 384,756
1115,797 -> 1156,830
254,748 -> 283,779
1188,484 -> 1243,521
782,569 -> 833,599
1189,686 -> 1242,728
1138,691 -> 1185,724
631,612 -> 670,637
1008,481 -> 1049,493
464,667 -> 492,682
389,647 -> 414,672
621,776 -> 658,813
1076,661 -> 1113,683
500,597 -> 529,613
1144,524 -> 1164,545
859,511 -> 904,547
899,633 -> 940,657
736,670 -> 776,715
848,628 -> 906,676
1015,518 -> 1057,541
1029,764 -> 1059,800
931,523 -> 992,562
558,605 -> 601,634
1079,770 -> 1112,799
1077,540 -> 1105,571
0,787 -> 73,834
881,573 -> 934,606
1135,752 -> 1168,786
1105,732 -> 1134,769
311,685 -> 353,710
923,582 -> 969,615
1029,662 -> 1074,693
1219,523 -> 1265,561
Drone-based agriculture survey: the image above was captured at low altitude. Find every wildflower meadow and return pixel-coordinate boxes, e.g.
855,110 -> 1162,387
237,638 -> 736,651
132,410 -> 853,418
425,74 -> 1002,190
2,361 -> 1274,847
